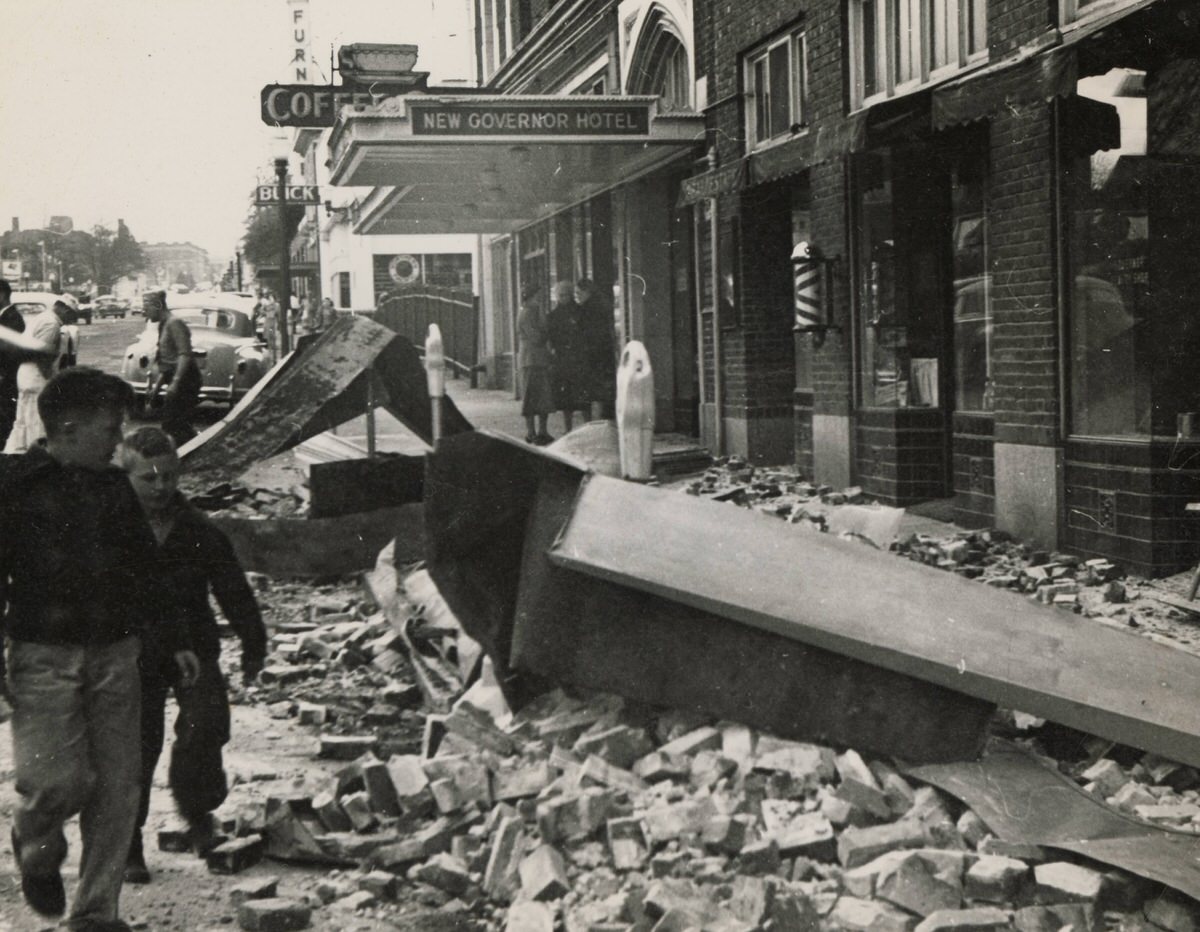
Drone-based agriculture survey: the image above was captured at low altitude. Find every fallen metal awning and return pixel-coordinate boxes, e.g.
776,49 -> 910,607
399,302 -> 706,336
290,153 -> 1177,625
179,314 -> 472,485
328,95 -> 704,235
552,474 -> 1200,768
424,429 -> 1200,767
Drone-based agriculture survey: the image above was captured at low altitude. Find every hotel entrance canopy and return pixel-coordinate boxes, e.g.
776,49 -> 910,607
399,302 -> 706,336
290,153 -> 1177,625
328,94 -> 705,235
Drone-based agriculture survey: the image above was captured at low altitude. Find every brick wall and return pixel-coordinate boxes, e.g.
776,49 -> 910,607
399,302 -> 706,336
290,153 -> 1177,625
988,101 -> 1058,446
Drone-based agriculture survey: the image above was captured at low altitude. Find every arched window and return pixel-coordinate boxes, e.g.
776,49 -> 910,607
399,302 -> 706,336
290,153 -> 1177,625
627,7 -> 692,112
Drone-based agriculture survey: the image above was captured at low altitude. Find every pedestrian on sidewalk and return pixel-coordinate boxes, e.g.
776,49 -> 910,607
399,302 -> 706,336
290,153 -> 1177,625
0,279 -> 27,448
517,284 -> 555,444
117,426 -> 267,885
0,368 -> 199,932
547,280 -> 589,434
143,291 -> 200,448
573,278 -> 616,420
0,295 -> 73,453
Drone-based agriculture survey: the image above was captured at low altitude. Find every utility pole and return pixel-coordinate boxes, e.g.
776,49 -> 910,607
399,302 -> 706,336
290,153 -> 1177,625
275,157 -> 292,354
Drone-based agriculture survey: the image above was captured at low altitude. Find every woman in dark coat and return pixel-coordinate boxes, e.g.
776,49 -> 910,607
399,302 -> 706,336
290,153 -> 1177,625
516,286 -> 555,444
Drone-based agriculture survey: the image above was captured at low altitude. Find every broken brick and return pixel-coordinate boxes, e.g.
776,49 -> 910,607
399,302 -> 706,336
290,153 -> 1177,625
331,890 -> 377,912
206,835 -> 265,875
537,788 -> 616,843
312,790 -> 352,833
632,751 -> 691,783
688,750 -> 739,790
965,855 -> 1028,903
506,901 -> 556,932
1080,759 -> 1126,798
830,895 -> 917,932
913,907 -> 1011,932
339,791 -> 378,833
230,875 -> 279,906
701,813 -> 757,855
1013,904 -> 1099,932
236,897 -> 312,932
318,735 -> 379,761
607,815 -> 651,870
359,755 -> 402,817
838,820 -> 926,868
483,815 -> 528,903
358,870 -> 398,900
492,760 -> 555,801
423,754 -> 492,809
414,852 -> 471,896
641,797 -> 718,845
737,839 -> 782,875
371,837 -> 427,871
658,725 -> 722,758
574,725 -> 655,770
876,852 -> 963,917
1034,861 -> 1106,905
430,778 -> 464,813
754,737 -> 837,789
520,843 -> 571,901
578,754 -> 649,796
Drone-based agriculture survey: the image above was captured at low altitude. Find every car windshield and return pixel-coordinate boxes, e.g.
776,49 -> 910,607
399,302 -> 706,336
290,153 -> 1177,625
13,302 -> 51,317
172,307 -> 253,337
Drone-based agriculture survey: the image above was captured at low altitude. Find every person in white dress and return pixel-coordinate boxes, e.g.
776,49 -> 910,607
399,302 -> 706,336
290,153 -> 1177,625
0,298 -> 70,452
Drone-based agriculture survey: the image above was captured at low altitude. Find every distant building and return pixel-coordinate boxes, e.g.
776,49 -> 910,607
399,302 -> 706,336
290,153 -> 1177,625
142,242 -> 210,289
47,216 -> 73,234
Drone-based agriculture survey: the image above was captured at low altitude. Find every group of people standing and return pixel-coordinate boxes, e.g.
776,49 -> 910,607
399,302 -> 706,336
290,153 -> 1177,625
517,277 -> 616,444
255,293 -> 338,356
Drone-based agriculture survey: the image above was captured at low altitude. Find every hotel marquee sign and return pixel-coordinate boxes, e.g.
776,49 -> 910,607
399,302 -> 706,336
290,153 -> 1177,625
408,102 -> 651,137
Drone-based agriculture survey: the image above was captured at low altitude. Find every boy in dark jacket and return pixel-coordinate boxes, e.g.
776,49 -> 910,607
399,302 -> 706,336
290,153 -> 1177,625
0,368 -> 198,931
117,427 -> 267,883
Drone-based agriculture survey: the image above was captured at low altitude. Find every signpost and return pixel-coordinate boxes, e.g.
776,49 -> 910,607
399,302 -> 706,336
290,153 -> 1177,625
255,184 -> 320,205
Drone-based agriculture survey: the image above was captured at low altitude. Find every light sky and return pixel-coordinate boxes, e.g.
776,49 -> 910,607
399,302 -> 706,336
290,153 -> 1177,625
0,0 -> 472,264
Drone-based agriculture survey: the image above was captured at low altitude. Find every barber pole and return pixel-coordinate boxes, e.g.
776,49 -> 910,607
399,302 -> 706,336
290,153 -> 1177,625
792,241 -> 824,331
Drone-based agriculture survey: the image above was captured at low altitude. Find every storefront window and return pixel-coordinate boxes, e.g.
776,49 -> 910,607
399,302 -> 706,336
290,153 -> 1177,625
856,150 -> 901,406
950,144 -> 990,412
1067,69 -> 1151,437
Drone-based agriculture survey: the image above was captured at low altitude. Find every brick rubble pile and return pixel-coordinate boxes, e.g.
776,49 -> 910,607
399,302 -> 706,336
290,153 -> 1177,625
202,576 -> 1200,932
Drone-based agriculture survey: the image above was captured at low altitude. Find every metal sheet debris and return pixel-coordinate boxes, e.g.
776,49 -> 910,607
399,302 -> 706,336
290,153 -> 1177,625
908,741 -> 1200,901
180,315 -> 471,485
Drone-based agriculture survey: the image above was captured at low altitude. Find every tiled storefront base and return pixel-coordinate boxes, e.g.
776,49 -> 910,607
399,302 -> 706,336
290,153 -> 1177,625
953,414 -> 995,528
855,408 -> 949,506
1065,438 -> 1200,577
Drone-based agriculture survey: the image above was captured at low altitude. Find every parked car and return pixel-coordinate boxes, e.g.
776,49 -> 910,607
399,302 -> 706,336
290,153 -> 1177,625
7,291 -> 82,364
120,299 -> 272,409
94,294 -> 131,318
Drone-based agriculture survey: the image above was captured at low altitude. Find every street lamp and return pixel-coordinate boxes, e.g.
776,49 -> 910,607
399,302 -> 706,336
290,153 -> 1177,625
271,134 -> 293,354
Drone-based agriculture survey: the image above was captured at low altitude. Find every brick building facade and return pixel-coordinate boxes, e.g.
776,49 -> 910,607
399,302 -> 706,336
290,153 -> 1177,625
686,0 -> 1200,575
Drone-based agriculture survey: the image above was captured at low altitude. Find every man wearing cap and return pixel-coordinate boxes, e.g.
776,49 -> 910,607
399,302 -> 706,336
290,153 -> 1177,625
143,291 -> 200,447
0,279 -> 26,447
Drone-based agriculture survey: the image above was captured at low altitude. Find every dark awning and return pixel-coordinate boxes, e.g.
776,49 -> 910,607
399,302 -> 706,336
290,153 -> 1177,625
932,0 -> 1163,130
746,112 -> 869,187
676,159 -> 748,207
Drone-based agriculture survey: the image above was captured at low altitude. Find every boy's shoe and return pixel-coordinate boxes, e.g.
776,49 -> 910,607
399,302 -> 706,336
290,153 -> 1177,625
13,827 -> 66,917
123,832 -> 151,884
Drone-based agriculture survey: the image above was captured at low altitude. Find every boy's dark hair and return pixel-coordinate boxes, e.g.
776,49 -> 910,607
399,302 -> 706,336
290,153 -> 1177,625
38,367 -> 134,437
120,425 -> 177,460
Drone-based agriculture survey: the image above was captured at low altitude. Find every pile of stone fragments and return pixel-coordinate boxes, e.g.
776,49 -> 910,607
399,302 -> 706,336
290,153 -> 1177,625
199,572 -> 1199,932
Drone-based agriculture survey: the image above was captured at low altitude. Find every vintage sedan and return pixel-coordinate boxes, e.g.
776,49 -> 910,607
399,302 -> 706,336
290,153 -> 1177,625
121,302 -> 272,408
94,295 -> 131,318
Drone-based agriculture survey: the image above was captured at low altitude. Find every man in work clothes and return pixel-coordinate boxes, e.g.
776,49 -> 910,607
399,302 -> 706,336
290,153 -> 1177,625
0,367 -> 199,932
0,279 -> 26,447
143,291 -> 200,447
118,426 -> 267,884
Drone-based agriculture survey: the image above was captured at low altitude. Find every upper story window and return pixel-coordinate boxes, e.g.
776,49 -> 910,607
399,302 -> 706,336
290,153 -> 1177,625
850,0 -> 987,109
744,29 -> 808,149
1061,0 -> 1106,24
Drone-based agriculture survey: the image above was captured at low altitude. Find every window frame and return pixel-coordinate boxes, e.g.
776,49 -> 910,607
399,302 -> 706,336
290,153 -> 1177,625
743,27 -> 809,152
1059,0 -> 1114,26
849,0 -> 988,110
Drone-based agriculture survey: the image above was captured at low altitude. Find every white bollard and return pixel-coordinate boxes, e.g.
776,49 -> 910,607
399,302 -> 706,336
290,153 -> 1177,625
616,340 -> 654,480
426,324 -> 445,444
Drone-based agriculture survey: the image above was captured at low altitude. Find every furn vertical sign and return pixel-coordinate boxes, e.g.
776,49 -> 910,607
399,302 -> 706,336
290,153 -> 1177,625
287,0 -> 312,83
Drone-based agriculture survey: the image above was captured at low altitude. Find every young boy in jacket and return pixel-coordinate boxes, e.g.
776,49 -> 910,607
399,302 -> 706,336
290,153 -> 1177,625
117,426 -> 266,884
0,368 -> 198,932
